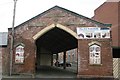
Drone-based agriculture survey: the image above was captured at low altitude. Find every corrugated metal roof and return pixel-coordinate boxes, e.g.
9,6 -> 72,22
0,32 -> 8,46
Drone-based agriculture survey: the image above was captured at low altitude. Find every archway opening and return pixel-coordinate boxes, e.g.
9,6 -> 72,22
35,25 -> 78,78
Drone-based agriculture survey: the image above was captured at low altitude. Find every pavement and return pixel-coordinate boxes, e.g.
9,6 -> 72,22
2,65 -> 77,79
35,66 -> 77,78
1,65 -> 117,80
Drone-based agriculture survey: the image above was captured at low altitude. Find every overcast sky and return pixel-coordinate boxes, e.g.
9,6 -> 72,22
0,0 -> 107,32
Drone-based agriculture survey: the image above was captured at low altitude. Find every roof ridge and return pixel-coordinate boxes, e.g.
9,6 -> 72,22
8,5 -> 111,30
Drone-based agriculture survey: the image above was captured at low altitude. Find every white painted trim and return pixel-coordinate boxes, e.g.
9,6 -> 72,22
33,24 -> 55,40
88,41 -> 101,46
33,23 -> 78,40
56,24 -> 78,39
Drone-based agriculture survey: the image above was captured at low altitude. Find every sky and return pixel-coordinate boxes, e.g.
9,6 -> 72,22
0,0 -> 107,32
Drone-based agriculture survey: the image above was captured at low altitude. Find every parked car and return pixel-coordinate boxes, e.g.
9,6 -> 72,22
55,61 -> 72,67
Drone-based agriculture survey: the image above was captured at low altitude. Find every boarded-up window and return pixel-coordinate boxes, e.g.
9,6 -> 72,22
89,44 -> 101,65
15,45 -> 24,64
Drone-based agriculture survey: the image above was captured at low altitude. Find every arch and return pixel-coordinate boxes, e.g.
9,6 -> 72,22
33,23 -> 78,40
88,41 -> 101,46
14,43 -> 25,47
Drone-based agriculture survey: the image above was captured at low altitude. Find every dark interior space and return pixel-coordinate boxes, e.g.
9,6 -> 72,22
113,47 -> 120,58
35,27 -> 78,78
36,27 -> 78,53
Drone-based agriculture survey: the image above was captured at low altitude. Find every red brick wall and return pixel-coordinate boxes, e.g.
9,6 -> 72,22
119,2 -> 120,46
93,2 -> 120,47
12,39 -> 36,74
78,39 -> 113,77
0,47 -> 9,75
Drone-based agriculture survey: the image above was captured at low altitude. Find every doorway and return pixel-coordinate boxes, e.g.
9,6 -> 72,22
34,24 -> 78,78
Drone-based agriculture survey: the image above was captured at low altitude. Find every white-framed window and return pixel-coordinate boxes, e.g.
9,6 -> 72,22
89,44 -> 101,65
15,44 -> 25,64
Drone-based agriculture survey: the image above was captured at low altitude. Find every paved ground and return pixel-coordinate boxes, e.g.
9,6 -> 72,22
2,65 -> 116,80
2,65 -> 77,79
35,66 -> 77,78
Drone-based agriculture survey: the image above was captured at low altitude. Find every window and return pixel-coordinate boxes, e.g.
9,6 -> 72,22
89,43 -> 101,65
15,44 -> 25,64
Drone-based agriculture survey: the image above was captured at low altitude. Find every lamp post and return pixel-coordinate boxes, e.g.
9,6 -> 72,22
10,0 -> 17,76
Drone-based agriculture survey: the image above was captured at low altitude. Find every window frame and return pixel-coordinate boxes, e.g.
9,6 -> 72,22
88,42 -> 102,66
15,43 -> 25,64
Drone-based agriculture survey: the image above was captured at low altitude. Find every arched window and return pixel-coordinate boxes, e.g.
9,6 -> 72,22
15,43 -> 25,64
89,42 -> 101,65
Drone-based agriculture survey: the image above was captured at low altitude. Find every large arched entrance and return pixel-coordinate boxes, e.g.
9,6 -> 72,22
34,24 -> 78,78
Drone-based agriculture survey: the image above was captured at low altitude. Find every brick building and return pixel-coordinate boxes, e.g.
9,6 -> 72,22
0,32 -> 8,75
92,0 -> 120,79
3,6 -> 113,79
